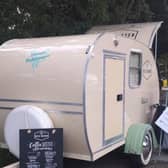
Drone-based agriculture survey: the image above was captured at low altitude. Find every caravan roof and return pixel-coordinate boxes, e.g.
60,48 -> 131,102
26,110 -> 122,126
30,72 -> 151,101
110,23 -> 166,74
87,22 -> 163,48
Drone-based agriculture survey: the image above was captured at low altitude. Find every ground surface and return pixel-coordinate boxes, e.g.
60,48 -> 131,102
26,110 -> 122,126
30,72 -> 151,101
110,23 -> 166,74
0,149 -> 18,167
64,151 -> 168,168
1,149 -> 168,168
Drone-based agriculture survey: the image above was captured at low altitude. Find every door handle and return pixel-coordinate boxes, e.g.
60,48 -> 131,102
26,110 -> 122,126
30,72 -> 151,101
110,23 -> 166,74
117,94 -> 123,101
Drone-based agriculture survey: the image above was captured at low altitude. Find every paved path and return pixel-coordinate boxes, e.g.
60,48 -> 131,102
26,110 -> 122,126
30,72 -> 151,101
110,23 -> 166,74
64,152 -> 141,168
1,148 -> 168,168
64,151 -> 168,168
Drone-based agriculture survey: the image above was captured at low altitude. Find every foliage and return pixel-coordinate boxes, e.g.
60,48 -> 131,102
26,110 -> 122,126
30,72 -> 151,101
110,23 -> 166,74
107,0 -> 152,24
0,0 -> 153,44
147,0 -> 168,54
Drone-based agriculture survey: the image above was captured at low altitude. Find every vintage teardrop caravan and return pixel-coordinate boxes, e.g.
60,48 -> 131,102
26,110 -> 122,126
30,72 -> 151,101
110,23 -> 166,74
0,22 -> 162,167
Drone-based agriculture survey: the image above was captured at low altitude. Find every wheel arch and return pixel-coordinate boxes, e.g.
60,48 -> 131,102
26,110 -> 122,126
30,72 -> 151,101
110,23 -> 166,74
124,123 -> 158,155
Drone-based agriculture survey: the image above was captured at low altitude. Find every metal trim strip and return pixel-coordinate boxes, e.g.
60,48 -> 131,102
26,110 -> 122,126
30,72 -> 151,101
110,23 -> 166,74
0,98 -> 82,106
103,49 -> 126,57
102,52 -> 106,146
123,58 -> 126,137
83,52 -> 93,160
104,54 -> 125,60
149,22 -> 163,49
0,107 -> 83,115
0,107 -> 14,110
47,110 -> 83,115
94,135 -> 124,154
83,33 -> 105,161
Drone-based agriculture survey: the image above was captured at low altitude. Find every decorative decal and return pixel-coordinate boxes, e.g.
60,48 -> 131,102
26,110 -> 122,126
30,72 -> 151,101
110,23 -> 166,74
26,49 -> 50,70
143,60 -> 152,80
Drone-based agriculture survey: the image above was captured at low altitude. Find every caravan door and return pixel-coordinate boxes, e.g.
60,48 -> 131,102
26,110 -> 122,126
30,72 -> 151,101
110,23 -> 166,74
103,50 -> 125,146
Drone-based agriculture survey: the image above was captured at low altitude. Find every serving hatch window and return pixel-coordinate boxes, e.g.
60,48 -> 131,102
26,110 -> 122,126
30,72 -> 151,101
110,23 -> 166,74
129,51 -> 142,87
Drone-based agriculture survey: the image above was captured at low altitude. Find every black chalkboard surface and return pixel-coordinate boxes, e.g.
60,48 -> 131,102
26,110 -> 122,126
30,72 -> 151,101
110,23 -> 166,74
20,128 -> 63,168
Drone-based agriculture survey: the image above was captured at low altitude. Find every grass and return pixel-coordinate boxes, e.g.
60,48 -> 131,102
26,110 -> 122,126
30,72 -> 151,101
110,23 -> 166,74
0,148 -> 18,167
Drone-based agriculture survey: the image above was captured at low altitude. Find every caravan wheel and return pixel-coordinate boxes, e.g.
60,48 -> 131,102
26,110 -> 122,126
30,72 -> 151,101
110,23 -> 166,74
136,131 -> 153,166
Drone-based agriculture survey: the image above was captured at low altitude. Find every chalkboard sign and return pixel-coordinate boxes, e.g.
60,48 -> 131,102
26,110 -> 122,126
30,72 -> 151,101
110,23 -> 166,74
20,128 -> 63,168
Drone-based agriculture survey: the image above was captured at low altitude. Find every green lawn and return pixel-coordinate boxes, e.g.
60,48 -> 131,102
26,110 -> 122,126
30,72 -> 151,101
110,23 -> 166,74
0,148 -> 18,167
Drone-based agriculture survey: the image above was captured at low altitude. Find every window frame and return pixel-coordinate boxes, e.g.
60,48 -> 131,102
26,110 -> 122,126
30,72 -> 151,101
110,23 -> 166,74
129,50 -> 142,89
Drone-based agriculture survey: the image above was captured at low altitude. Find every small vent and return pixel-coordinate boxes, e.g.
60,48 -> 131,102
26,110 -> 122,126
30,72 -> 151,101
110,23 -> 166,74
118,30 -> 138,39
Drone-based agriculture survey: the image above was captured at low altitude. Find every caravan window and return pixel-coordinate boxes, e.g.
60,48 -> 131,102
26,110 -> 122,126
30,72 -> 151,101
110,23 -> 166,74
129,52 -> 142,87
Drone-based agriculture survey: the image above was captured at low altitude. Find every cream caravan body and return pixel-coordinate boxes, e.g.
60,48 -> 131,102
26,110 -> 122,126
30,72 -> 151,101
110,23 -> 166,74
0,22 -> 161,161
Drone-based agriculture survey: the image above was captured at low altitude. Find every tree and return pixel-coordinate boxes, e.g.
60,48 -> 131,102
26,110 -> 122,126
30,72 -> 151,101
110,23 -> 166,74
107,0 -> 152,24
0,0 -> 155,44
147,0 -> 168,54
